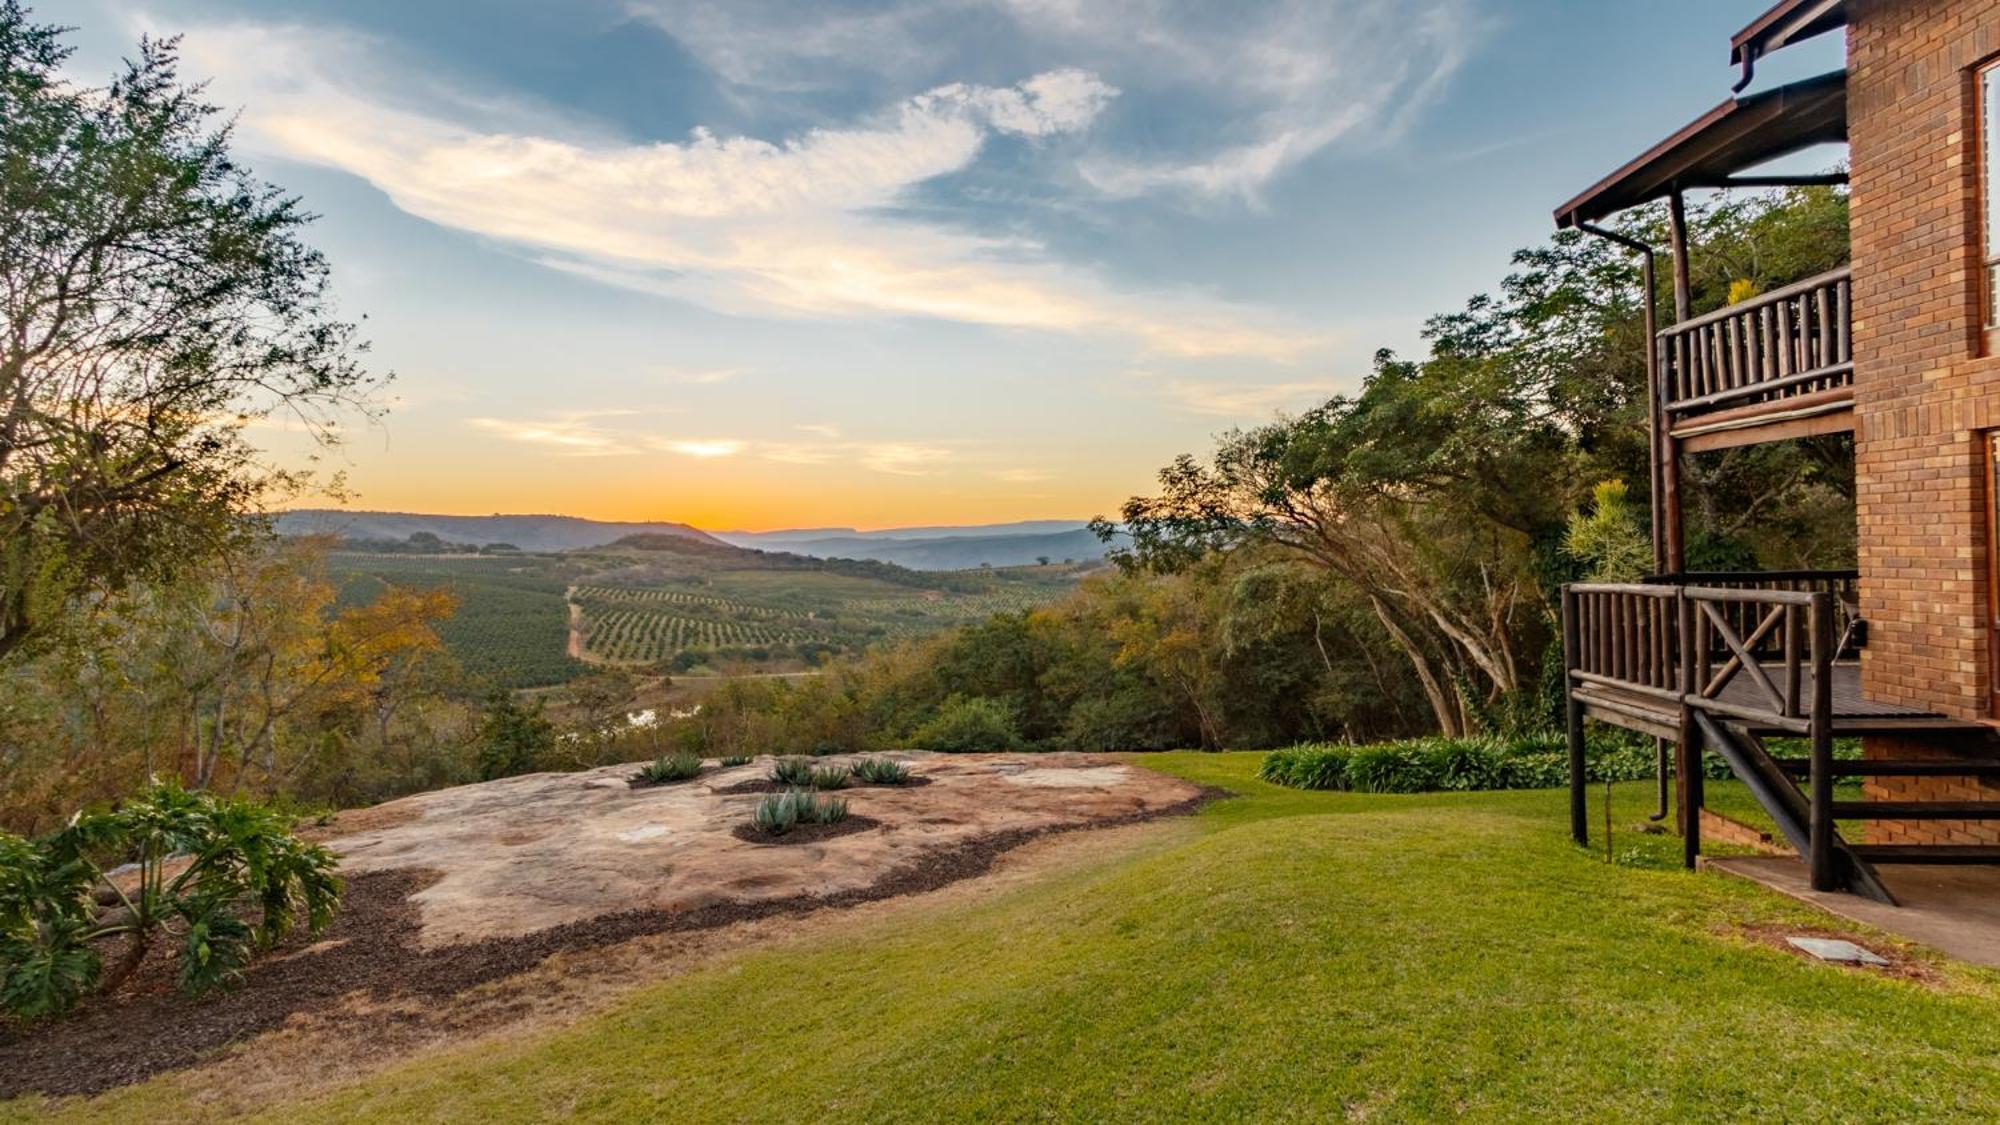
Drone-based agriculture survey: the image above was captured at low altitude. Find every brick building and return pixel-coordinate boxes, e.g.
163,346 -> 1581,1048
1554,0 -> 2000,902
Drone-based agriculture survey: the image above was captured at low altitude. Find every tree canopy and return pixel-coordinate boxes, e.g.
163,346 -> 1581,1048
0,3 -> 379,662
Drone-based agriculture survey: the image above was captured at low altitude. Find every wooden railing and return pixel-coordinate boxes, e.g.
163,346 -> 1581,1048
1564,571 -> 1854,730
1563,574 -> 1845,884
1658,267 -> 1853,416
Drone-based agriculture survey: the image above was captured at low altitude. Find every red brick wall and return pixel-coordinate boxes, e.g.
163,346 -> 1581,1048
1849,0 -> 2000,841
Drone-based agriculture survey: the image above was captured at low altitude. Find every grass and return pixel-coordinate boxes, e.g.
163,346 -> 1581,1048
15,757 -> 2000,1122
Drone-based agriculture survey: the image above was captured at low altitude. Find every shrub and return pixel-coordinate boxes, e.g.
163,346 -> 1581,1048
477,691 -> 555,781
912,696 -> 1021,753
637,753 -> 703,784
0,782 -> 340,1021
751,791 -> 802,836
852,757 -> 912,786
748,790 -> 850,836
719,755 -> 753,768
769,757 -> 816,787
1259,734 -> 1660,795
809,765 -> 850,791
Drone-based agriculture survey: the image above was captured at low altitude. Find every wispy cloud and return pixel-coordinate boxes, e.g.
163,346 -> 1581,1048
630,0 -> 1485,204
466,412 -> 645,456
1151,376 -> 1345,417
652,438 -> 748,458
760,436 -> 955,475
175,24 -> 1316,360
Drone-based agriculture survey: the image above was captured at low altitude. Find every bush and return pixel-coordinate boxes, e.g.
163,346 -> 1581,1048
748,790 -> 849,836
0,782 -> 340,1021
912,696 -> 1021,753
637,753 -> 703,784
769,757 -> 816,787
477,692 -> 555,781
1258,734 -> 1656,795
719,755 -> 753,768
852,757 -> 912,786
808,765 -> 850,790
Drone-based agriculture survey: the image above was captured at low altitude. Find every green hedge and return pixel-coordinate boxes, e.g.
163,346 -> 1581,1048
1258,735 -> 1655,794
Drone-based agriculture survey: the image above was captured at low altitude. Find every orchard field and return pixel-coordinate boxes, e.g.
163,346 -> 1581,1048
331,543 -> 1085,687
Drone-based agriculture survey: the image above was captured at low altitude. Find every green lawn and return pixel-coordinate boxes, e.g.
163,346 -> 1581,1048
16,757 -> 2000,1122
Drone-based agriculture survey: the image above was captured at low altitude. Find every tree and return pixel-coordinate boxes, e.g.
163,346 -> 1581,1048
0,5 -> 379,663
476,692 -> 554,780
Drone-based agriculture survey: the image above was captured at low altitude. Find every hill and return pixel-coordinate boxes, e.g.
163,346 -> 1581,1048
716,522 -> 1115,570
277,510 -> 722,553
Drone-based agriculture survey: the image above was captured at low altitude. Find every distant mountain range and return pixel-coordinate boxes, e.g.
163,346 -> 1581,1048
275,510 -> 721,553
279,511 -> 1117,570
714,523 -> 1112,570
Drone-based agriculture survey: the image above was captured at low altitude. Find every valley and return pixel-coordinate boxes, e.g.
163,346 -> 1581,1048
328,533 -> 1091,689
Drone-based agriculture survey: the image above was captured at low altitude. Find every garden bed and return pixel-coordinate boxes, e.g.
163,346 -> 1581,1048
731,816 -> 880,846
0,753 -> 1207,1099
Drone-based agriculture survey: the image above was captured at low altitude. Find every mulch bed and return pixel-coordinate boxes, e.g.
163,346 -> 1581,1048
729,817 -> 879,846
715,775 -> 932,796
0,785 -> 1222,1100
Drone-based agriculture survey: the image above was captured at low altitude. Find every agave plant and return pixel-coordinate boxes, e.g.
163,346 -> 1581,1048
852,757 -> 912,786
637,753 -> 703,784
748,790 -> 850,836
808,765 -> 850,791
718,755 -> 753,768
0,781 -> 341,1020
769,756 -> 816,787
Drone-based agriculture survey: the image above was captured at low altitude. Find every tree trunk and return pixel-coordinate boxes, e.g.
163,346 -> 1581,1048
1368,596 -> 1462,737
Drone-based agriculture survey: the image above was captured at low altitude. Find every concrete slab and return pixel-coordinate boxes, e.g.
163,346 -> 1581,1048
1707,855 -> 2000,970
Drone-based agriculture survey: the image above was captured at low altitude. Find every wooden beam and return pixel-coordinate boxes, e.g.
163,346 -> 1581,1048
1677,403 -> 1853,454
1668,189 -> 1693,322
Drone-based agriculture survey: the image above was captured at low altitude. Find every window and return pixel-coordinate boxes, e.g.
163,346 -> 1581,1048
1986,64 -> 2000,328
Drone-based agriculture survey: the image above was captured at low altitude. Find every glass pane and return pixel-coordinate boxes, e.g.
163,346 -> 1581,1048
1988,68 -> 2000,326
1990,69 -> 2000,255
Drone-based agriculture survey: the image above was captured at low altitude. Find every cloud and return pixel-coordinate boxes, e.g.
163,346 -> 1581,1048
993,468 -> 1052,483
1154,376 -> 1345,417
796,423 -> 843,439
173,25 -> 1315,360
466,412 -> 644,455
761,436 -> 955,475
653,438 -> 748,458
629,0 -> 1483,202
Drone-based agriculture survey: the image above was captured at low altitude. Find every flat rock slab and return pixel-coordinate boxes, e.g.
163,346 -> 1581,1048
325,753 -> 1200,947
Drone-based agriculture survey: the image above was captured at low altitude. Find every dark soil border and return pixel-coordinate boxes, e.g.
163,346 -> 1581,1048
729,816 -> 879,846
0,785 -> 1222,1100
715,775 -> 932,796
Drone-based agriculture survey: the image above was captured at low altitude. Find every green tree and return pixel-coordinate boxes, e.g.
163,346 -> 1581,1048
476,693 -> 555,781
0,5 -> 379,663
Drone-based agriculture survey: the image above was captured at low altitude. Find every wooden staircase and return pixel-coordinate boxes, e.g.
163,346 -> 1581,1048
1691,712 -> 2000,905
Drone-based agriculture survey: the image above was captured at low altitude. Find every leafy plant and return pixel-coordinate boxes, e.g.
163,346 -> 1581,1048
750,792 -> 802,836
637,753 -> 704,784
748,790 -> 851,837
769,757 -> 816,787
719,755 -> 753,768
808,765 -> 851,791
0,781 -> 341,1021
852,757 -> 912,786
912,696 -> 1021,753
477,691 -> 556,781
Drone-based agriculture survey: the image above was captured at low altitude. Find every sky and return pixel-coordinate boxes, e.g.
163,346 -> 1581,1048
65,0 -> 1844,531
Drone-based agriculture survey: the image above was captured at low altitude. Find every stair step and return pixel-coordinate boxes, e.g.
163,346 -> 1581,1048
1850,845 -> 2000,865
1830,801 -> 2000,819
1770,758 -> 2000,777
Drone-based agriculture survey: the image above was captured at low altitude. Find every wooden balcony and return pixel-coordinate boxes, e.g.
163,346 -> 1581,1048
1659,267 -> 1853,452
1559,571 -> 2000,904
